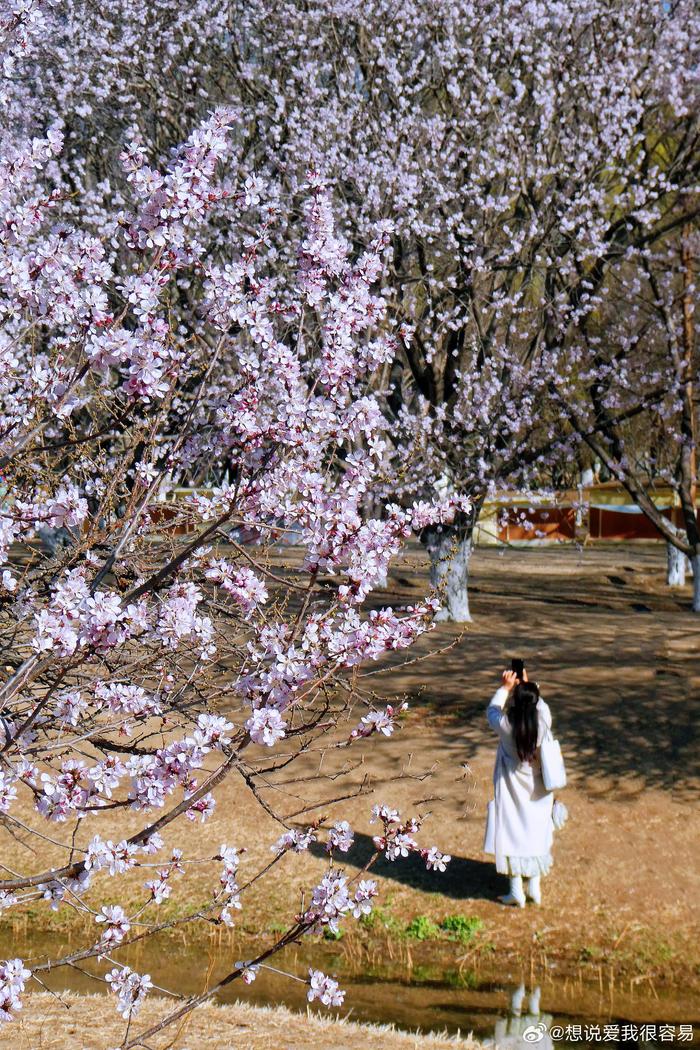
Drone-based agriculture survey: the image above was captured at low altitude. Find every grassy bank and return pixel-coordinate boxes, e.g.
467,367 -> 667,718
13,993 -> 481,1050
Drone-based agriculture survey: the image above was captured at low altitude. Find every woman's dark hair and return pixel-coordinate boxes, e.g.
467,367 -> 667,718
508,681 -> 540,762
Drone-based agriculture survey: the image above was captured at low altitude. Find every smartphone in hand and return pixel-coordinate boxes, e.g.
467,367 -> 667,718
511,658 -> 525,680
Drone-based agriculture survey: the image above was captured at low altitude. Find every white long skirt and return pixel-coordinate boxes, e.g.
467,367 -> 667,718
484,745 -> 554,877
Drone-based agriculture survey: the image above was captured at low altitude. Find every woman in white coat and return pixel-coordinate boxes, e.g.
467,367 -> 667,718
484,668 -> 554,907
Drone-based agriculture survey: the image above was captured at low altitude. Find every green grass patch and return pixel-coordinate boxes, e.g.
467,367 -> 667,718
439,914 -> 484,944
404,915 -> 441,941
362,910 -> 486,946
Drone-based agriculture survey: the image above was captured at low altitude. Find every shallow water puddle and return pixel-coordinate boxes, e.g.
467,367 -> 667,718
4,928 -> 697,1048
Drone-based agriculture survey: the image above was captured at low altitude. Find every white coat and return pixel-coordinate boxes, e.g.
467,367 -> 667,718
483,685 -> 554,876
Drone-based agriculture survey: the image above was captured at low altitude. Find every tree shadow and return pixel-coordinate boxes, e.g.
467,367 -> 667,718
308,831 -> 508,901
362,544 -> 700,798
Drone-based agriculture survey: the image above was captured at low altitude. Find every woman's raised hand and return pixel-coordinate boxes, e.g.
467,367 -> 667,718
502,669 -> 518,690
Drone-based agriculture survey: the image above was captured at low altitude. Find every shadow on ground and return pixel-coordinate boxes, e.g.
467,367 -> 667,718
361,545 -> 700,798
308,831 -> 508,900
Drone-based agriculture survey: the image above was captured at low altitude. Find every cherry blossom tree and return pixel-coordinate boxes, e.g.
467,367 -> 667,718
232,0 -> 696,619
554,227 -> 699,610
378,349 -> 561,620
9,0 -> 698,620
1,8 -> 696,1045
0,9 -> 464,1038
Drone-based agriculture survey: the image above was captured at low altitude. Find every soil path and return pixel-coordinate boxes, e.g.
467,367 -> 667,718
274,543 -> 700,984
248,541 -> 696,982
2,544 -> 698,997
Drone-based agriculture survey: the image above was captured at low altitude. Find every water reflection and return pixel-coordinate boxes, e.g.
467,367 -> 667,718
0,926 -> 695,1045
482,984 -> 554,1050
480,984 -> 699,1050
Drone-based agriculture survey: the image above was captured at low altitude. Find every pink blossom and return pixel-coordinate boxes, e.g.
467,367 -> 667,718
246,707 -> 287,747
105,966 -> 153,1018
349,702 -> 408,741
307,968 -> 345,1008
45,485 -> 87,529
351,880 -> 378,919
53,690 -> 88,726
95,905 -> 131,948
0,774 -> 18,815
326,821 -> 354,854
235,961 -> 260,985
424,847 -> 451,873
271,828 -> 316,855
0,958 -> 31,1025
185,792 -> 216,822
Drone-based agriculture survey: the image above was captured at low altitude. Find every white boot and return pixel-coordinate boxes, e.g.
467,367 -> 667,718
499,875 -> 526,907
525,875 -> 541,905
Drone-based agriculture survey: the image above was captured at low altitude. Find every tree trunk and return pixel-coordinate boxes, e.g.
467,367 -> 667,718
422,523 -> 473,622
666,542 -> 687,587
692,554 -> 700,613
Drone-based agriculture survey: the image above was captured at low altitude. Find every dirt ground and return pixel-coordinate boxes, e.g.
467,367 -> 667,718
2,542 -> 699,1008
345,543 -> 700,981
252,540 -> 699,987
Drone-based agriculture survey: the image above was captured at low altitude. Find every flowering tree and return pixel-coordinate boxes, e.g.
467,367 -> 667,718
0,8 -> 463,1039
378,351 -> 561,620
554,228 -> 699,610
9,0 -> 698,620
246,0 -> 697,619
1,7 -> 695,1045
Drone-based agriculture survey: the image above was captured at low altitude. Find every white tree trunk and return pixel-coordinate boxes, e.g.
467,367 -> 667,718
423,525 -> 472,622
691,554 -> 700,613
666,542 -> 687,587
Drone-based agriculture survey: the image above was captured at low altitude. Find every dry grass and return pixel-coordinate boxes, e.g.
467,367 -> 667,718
1,544 -> 699,988
11,992 -> 482,1050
